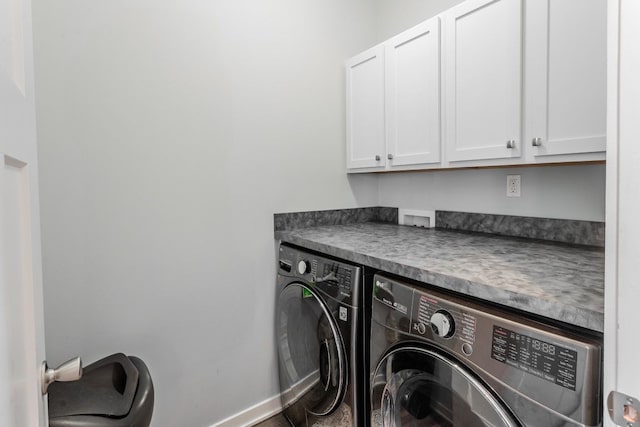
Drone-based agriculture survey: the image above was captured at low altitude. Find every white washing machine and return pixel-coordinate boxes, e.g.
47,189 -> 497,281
369,274 -> 602,427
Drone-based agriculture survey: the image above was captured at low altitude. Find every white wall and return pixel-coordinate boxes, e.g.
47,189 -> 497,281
32,1 -> 377,426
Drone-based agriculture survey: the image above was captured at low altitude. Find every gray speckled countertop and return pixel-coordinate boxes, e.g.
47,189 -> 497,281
275,222 -> 605,332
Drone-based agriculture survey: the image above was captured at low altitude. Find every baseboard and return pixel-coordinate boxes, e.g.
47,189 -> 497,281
212,394 -> 283,427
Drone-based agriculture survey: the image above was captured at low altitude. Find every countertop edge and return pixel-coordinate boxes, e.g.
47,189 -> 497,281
275,230 -> 604,333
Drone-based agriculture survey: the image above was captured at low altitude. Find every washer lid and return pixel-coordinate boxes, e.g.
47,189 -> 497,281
277,282 -> 346,416
372,347 -> 521,427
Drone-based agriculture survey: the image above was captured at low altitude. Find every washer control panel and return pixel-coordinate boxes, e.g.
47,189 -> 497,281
373,276 -> 478,353
491,325 -> 578,391
410,285 -> 477,351
278,244 -> 361,307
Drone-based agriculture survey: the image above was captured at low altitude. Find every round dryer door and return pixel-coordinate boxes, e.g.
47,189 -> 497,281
277,282 -> 346,416
371,347 -> 521,427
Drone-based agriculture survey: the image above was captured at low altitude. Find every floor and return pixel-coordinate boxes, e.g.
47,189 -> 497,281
252,404 -> 355,427
252,413 -> 290,427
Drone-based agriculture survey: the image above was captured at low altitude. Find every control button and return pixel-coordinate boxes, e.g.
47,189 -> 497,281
297,260 -> 310,275
430,310 -> 455,338
417,322 -> 426,335
462,343 -> 473,356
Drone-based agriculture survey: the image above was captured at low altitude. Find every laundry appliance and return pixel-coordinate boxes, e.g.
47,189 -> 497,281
276,243 -> 369,426
369,274 -> 602,427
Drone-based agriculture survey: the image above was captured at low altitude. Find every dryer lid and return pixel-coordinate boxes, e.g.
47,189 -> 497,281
372,346 -> 521,427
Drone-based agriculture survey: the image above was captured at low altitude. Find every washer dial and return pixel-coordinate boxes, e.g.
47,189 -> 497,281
297,260 -> 310,275
430,310 -> 455,338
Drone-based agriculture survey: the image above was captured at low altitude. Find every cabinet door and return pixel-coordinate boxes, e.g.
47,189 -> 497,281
525,0 -> 606,160
444,0 -> 523,163
385,17 -> 441,167
345,46 -> 386,170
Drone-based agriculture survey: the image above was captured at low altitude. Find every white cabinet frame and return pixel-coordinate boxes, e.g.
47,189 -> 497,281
443,0 -> 523,164
524,0 -> 607,161
345,46 -> 386,170
385,17 -> 442,168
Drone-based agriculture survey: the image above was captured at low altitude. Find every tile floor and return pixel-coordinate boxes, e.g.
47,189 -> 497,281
252,413 -> 290,427
253,401 -> 355,426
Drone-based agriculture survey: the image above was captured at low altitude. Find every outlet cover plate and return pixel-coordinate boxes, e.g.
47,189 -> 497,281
507,175 -> 521,197
398,209 -> 436,228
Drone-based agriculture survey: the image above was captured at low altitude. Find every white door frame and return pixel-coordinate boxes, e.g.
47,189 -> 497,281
604,0 -> 640,425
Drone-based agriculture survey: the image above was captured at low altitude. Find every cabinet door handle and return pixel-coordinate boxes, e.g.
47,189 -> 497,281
506,140 -> 516,149
532,137 -> 542,147
375,155 -> 381,161
387,154 -> 394,160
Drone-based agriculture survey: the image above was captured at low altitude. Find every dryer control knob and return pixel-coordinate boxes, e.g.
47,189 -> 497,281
297,260 -> 310,275
430,311 -> 455,338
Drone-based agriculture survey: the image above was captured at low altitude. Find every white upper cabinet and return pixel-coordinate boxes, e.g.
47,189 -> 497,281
345,46 -> 386,170
524,0 -> 607,162
345,0 -> 606,172
443,0 -> 523,164
385,17 -> 441,168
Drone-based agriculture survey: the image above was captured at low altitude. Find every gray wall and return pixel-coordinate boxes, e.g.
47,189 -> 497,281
373,0 -> 465,41
378,165 -> 606,221
32,1 -> 606,427
32,1 -> 377,426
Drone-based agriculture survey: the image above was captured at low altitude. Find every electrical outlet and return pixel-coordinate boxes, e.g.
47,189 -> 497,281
507,175 -> 521,197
